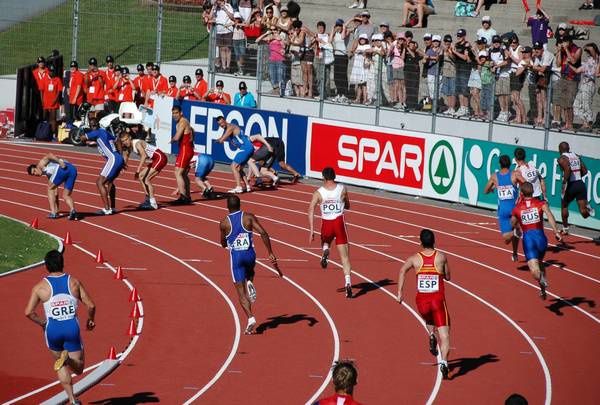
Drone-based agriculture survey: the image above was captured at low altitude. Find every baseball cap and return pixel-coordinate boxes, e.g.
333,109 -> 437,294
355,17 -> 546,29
380,21 -> 389,27
169,75 -> 176,82
478,51 -> 488,58
476,37 -> 487,44
280,5 -> 288,11
522,46 -> 532,53
360,11 -> 370,17
533,41 -> 543,50
216,79 -> 224,87
114,64 -> 121,72
423,33 -> 432,39
397,32 -> 406,40
335,18 -> 344,26
37,56 -> 46,63
358,33 -> 369,40
106,55 -> 114,63
70,60 -> 78,68
457,28 -> 467,37
371,33 -> 384,41
482,16 -> 491,23
153,64 -> 160,72
558,22 -> 568,30
492,35 -> 501,43
195,68 -> 204,76
183,75 -> 191,83
239,81 -> 247,90
121,66 -> 130,74
233,11 -> 242,19
88,57 -> 98,66
432,34 -> 442,42
137,63 -> 144,72
443,34 -> 453,42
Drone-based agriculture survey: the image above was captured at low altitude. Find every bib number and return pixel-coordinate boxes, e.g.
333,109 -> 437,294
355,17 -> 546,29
89,86 -> 95,94
48,83 -> 54,92
520,208 -> 540,225
321,200 -> 343,216
232,233 -> 250,251
118,93 -> 124,101
497,185 -> 514,200
417,274 -> 439,293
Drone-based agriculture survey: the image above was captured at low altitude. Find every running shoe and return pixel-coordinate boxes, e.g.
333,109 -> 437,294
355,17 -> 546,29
246,184 -> 252,193
272,176 -> 279,187
245,318 -> 257,335
96,208 -> 113,216
54,350 -> 69,371
429,334 -> 438,356
48,213 -> 59,219
247,280 -> 257,303
593,235 -> 600,244
560,226 -> 569,236
320,248 -> 329,269
345,284 -> 353,299
228,186 -> 244,194
72,401 -> 82,405
539,276 -> 548,300
511,253 -> 518,262
68,210 -> 78,221
440,363 -> 449,379
586,204 -> 595,217
149,200 -> 158,210
138,201 -> 152,210
292,174 -> 301,184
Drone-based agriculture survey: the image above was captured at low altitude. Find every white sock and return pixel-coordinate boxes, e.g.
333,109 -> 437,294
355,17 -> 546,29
248,316 -> 256,325
323,243 -> 329,251
440,359 -> 448,367
149,198 -> 156,204
345,275 -> 351,286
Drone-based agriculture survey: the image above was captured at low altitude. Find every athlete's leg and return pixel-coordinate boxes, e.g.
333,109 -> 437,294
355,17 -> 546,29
183,167 -> 191,197
139,166 -> 151,197
96,176 -> 110,209
144,168 -> 159,200
174,167 -> 187,196
561,199 -> 570,230
437,326 -> 450,362
234,281 -> 253,318
527,259 -> 541,281
195,177 -> 208,192
47,184 -> 59,214
278,161 -> 301,177
62,188 -> 75,213
576,198 -> 591,218
50,350 -> 76,403
108,183 -> 116,210
231,162 -> 242,189
336,243 -> 352,278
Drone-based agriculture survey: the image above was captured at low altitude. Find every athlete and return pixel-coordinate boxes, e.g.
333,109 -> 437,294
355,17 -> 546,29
511,182 -> 562,299
397,229 -> 451,379
514,147 -> 547,201
194,153 -> 216,199
171,105 -> 195,204
24,250 -> 96,405
245,135 -> 278,187
216,116 -> 262,193
79,118 -> 125,215
313,360 -> 362,405
27,153 -> 78,220
219,195 -> 281,334
557,142 -> 594,235
120,132 -> 167,209
308,167 -> 354,299
484,155 -> 520,261
261,137 -> 302,183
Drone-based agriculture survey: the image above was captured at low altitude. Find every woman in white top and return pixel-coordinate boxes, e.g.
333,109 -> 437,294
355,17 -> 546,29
508,36 -> 525,124
572,43 -> 600,130
349,33 -> 371,104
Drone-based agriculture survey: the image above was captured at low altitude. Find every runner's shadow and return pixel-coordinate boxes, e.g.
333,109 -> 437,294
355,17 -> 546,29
448,353 -> 499,380
89,391 -> 159,404
77,208 -> 138,219
546,296 -> 596,316
543,258 -> 567,268
255,313 -> 318,334
548,242 -> 575,253
340,278 -> 396,299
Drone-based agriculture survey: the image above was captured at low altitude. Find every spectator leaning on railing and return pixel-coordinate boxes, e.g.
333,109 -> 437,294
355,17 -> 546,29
555,35 -> 582,131
234,81 -> 257,107
571,43 -> 599,131
331,19 -> 351,103
257,27 -> 287,95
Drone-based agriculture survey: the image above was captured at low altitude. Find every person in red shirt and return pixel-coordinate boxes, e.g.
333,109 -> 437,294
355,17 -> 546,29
397,229 -> 451,379
145,64 -> 168,108
167,75 -> 178,97
84,57 -> 105,115
116,67 -> 135,104
178,75 -> 195,100
67,61 -> 84,124
42,66 -> 63,138
204,80 -> 231,104
193,68 -> 208,100
133,64 -> 146,106
33,56 -> 48,90
103,55 -> 118,112
170,105 -> 195,204
511,182 -> 562,299
313,360 -> 362,405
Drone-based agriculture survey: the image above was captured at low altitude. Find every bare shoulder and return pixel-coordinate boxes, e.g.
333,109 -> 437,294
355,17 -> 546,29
436,250 -> 448,263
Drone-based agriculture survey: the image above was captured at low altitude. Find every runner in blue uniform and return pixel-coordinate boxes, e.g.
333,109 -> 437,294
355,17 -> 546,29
219,195 -> 282,334
194,153 -> 216,198
484,154 -> 520,261
80,118 -> 124,215
27,152 -> 78,220
24,250 -> 96,405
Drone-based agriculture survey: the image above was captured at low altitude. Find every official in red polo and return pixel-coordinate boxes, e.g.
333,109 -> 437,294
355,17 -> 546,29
67,61 -> 84,124
42,66 -> 63,138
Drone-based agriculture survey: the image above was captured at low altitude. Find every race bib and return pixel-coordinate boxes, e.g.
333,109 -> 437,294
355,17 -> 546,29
569,158 -> 581,171
118,93 -> 124,101
321,199 -> 343,216
47,294 -> 77,321
497,185 -> 515,200
520,208 -> 541,225
48,83 -> 54,92
231,233 -> 251,251
417,274 -> 439,293
89,86 -> 95,94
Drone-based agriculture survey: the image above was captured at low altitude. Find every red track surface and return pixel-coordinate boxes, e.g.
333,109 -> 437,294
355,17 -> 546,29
0,142 -> 598,404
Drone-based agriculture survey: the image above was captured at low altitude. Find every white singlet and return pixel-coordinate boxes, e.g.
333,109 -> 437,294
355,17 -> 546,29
43,278 -> 78,322
132,138 -> 157,158
318,183 -> 345,220
562,152 -> 582,182
517,162 -> 542,197
42,162 -> 60,182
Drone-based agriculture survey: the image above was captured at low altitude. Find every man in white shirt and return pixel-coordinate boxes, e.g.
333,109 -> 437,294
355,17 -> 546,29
476,16 -> 496,44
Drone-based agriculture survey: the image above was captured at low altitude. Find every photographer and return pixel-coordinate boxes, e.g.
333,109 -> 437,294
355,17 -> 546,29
213,0 -> 235,73
204,79 -> 232,105
489,35 -> 511,122
554,35 -> 582,131
571,43 -> 599,131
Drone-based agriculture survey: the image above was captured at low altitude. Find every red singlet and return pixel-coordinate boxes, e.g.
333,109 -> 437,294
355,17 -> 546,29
415,251 -> 449,327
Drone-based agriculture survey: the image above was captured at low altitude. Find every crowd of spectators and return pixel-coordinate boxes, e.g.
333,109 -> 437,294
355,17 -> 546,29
200,0 -> 600,132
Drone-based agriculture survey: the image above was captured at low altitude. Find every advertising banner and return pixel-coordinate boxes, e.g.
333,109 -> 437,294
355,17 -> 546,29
461,139 -> 599,229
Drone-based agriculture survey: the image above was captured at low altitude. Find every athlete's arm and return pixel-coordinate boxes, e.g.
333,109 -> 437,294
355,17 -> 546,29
249,134 -> 273,152
537,170 -> 548,200
24,284 -> 46,328
439,252 -> 451,281
250,214 -> 282,276
558,156 -> 571,184
217,125 -> 234,144
135,141 -> 148,177
396,256 -> 414,304
75,279 -> 96,330
170,121 -> 185,143
219,219 -> 229,248
308,191 -> 321,243
483,174 -> 496,194
38,153 -> 65,170
342,187 -> 350,210
580,157 -> 588,177
513,169 -> 526,185
542,203 -> 562,241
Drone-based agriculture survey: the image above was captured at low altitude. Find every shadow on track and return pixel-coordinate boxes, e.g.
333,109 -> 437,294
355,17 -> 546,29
255,313 -> 318,334
448,353 -> 499,380
337,278 -> 396,299
89,391 -> 159,404
546,296 -> 596,316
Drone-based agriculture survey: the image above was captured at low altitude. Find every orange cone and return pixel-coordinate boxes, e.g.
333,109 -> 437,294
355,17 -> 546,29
95,249 -> 104,263
107,346 -> 117,360
129,302 -> 141,319
64,231 -> 72,245
128,287 -> 140,302
114,266 -> 125,280
126,319 -> 137,337
30,217 -> 39,229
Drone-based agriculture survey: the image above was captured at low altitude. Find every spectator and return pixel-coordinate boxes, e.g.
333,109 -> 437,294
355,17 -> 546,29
261,5 -> 278,32
571,43 -> 599,131
313,360 -> 362,405
405,40 -> 423,110
238,0 -> 253,21
478,41 -> 494,118
315,21 -> 334,99
117,67 -> 134,103
234,81 -> 257,107
42,65 -> 62,138
508,35 -> 526,124
276,5 -> 292,36
66,61 -> 84,124
350,11 -> 376,44
531,41 -> 554,125
178,75 -> 195,100
401,0 -> 435,29
453,28 -> 472,117
205,79 -> 232,104
289,20 -> 306,97
555,35 -> 582,130
489,35 -> 511,122
526,8 -> 550,50
133,64 -> 146,106
145,64 -> 168,108
368,33 -> 387,105
441,34 -> 457,114
515,46 -> 535,123
103,55 -> 118,113
477,16 -> 496,44
389,34 -> 407,109
232,12 -> 247,75
468,49 -> 483,119
579,0 -> 594,10
331,19 -> 351,103
213,0 -> 235,73
84,57 -> 105,114
257,28 -> 286,95
425,34 -> 442,101
471,0 -> 487,17
167,75 -> 178,98
193,68 -> 208,100
349,33 -> 371,104
299,23 -> 316,99
379,21 -> 391,36
33,56 -> 48,104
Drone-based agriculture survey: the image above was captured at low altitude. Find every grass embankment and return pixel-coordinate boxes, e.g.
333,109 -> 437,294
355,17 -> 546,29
0,217 -> 58,274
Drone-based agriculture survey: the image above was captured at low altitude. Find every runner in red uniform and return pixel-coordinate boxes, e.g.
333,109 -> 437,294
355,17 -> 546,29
313,360 -> 362,405
397,229 -> 451,379
511,182 -> 562,299
170,105 -> 194,204
308,167 -> 354,298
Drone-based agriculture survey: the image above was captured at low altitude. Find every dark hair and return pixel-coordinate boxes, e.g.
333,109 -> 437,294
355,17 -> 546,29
172,105 -> 182,113
420,229 -> 435,249
520,182 -> 534,197
558,141 -> 570,153
332,360 -> 358,393
292,20 -> 302,29
584,42 -> 599,56
227,195 -> 241,212
45,250 -> 64,273
322,167 -> 336,181
216,115 -> 226,122
499,154 -> 511,169
505,393 -> 528,405
514,147 -> 526,161
317,21 -> 326,29
27,164 -> 37,175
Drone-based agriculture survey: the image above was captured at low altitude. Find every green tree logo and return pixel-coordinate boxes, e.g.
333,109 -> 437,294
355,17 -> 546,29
429,140 -> 456,195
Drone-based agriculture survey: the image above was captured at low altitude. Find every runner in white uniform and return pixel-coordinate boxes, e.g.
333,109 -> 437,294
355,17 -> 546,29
513,147 -> 547,201
557,142 -> 594,234
308,167 -> 354,298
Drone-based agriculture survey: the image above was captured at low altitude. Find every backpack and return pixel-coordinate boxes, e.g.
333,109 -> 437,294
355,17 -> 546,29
34,121 -> 52,141
455,1 -> 475,17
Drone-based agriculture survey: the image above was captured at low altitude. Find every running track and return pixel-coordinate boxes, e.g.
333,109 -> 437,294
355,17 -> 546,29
0,142 -> 598,404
